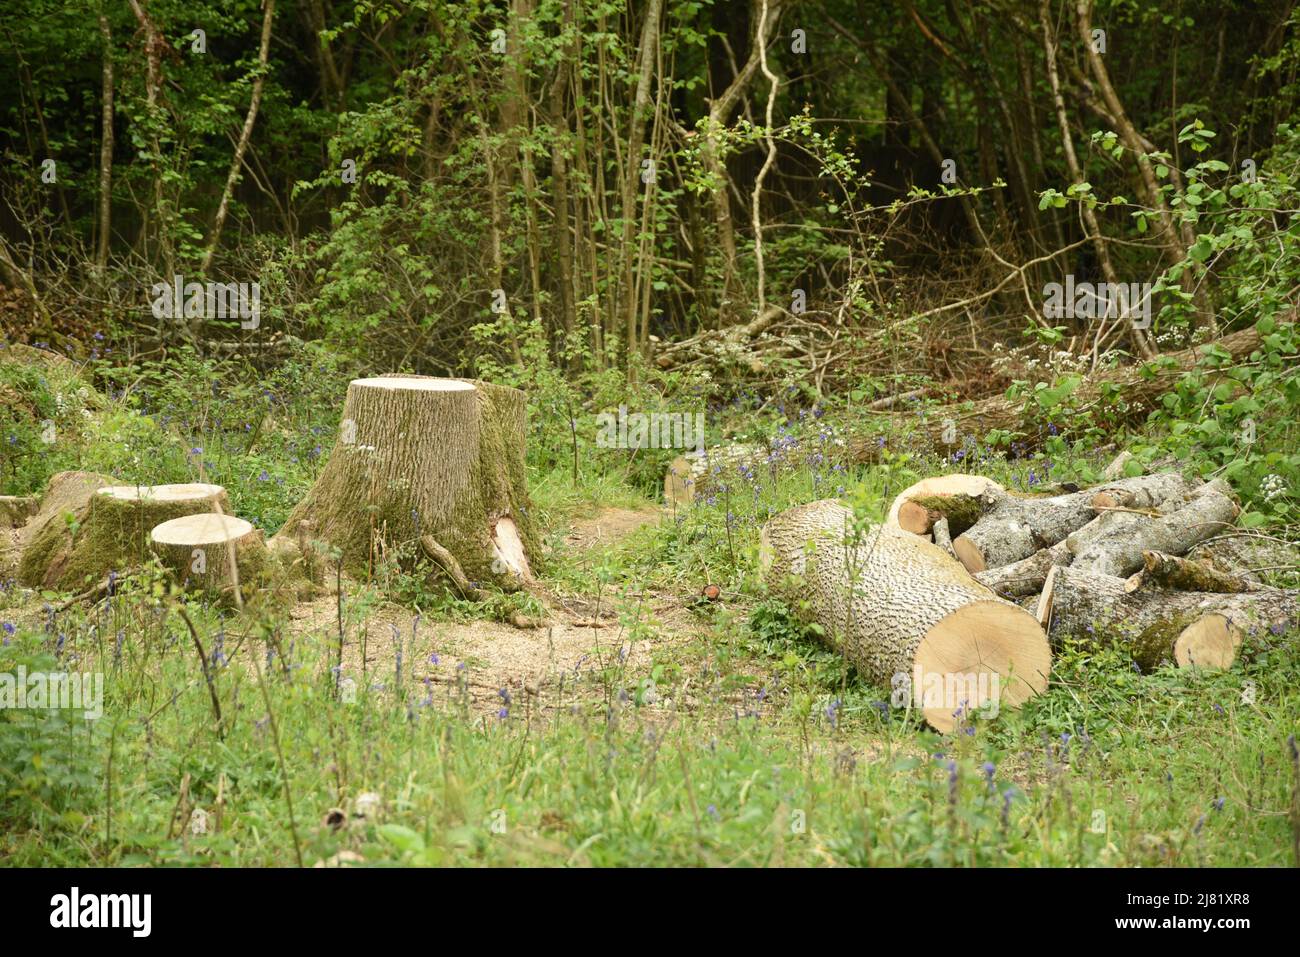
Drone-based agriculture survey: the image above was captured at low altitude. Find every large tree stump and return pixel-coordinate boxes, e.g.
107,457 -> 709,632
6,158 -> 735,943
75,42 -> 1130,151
151,513 -> 268,598
19,480 -> 227,589
1046,566 -> 1299,670
274,376 -> 537,585
761,500 -> 1051,732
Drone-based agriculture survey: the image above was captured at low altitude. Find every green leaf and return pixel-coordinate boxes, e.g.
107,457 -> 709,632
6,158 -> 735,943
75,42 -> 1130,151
377,824 -> 425,854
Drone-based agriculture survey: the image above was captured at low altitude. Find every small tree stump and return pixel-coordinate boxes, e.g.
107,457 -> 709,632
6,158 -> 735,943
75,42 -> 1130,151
151,513 -> 268,596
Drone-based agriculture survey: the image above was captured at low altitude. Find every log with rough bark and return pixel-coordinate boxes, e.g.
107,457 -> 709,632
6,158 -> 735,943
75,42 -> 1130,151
1186,534 -> 1300,584
760,499 -> 1051,732
274,375 -> 537,586
887,473 -> 1003,535
973,532 -> 1079,598
931,517 -> 956,557
1101,450 -> 1136,481
150,513 -> 268,598
664,444 -> 762,505
952,473 -> 1195,572
1046,566 -> 1298,670
19,481 -> 228,589
1125,550 -> 1261,594
1068,479 -> 1239,577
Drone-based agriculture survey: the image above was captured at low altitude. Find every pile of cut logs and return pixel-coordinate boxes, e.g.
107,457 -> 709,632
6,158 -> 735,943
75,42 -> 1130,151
760,458 -> 1298,731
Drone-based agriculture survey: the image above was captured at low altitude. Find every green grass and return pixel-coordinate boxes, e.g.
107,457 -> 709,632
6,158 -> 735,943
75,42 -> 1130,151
1,592 -> 1295,866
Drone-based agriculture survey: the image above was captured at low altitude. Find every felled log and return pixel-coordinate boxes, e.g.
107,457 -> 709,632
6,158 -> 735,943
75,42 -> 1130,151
1068,479 -> 1239,577
664,444 -> 762,505
974,533 -> 1079,598
887,473 -> 1003,536
1101,450 -> 1136,481
1187,534 -> 1300,584
1046,566 -> 1298,670
1125,550 -> 1261,594
951,473 -> 1195,572
931,517 -> 956,557
760,500 -> 1051,731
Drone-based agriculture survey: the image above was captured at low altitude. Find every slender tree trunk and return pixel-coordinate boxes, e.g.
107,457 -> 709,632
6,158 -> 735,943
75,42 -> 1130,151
202,0 -> 276,274
1075,0 -> 1214,335
127,0 -> 172,280
95,14 -> 115,279
619,0 -> 664,361
750,0 -> 780,317
703,0 -> 779,324
569,11 -> 603,366
549,42 -> 577,351
1040,1 -> 1156,359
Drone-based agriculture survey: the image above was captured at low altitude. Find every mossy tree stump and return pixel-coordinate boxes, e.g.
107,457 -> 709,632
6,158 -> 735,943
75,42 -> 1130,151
274,375 -> 537,586
19,481 -> 228,589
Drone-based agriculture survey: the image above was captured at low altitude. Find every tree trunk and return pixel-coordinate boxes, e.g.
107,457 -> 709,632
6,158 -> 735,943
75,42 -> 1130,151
1040,0 -> 1155,359
202,0 -> 276,274
1047,566 -> 1298,670
619,0 -> 664,359
760,500 -> 1051,732
1067,479 -> 1239,577
95,14 -> 114,278
275,376 -> 537,585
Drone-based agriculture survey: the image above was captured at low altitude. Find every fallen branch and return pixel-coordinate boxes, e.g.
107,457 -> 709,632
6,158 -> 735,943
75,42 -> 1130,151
1125,550 -> 1262,594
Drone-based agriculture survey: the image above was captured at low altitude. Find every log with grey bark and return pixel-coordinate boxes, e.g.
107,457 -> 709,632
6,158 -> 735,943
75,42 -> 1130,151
760,499 -> 1051,732
1101,450 -> 1135,481
1046,566 -> 1298,670
1067,479 -> 1239,578
1186,534 -> 1300,584
973,533 -> 1078,598
1125,550 -> 1261,594
952,473 -> 1196,572
931,517 -> 956,557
